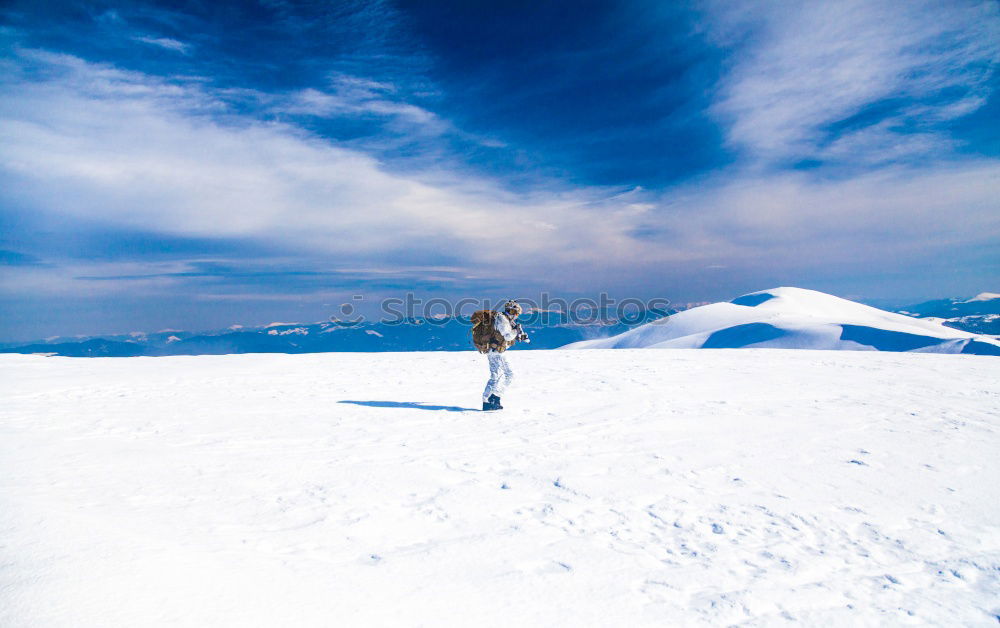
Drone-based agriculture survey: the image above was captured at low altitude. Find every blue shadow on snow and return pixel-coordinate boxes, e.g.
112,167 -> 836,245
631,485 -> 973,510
702,322 -> 787,348
838,324 -> 943,352
962,340 -> 1000,356
730,293 -> 777,307
338,400 -> 476,412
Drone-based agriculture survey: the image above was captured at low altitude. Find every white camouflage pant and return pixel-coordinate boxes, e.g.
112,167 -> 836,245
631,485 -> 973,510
483,350 -> 514,401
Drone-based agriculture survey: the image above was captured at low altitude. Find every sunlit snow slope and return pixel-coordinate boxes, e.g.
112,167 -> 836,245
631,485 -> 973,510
565,287 -> 1000,355
2,350 -> 999,626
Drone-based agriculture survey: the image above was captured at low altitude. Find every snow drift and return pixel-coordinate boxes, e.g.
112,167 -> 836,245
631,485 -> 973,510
565,287 -> 1000,355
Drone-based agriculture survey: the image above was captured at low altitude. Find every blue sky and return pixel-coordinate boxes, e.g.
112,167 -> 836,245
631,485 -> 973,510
1,0 -> 998,340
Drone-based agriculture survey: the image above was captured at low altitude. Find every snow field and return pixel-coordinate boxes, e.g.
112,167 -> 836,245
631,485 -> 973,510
1,350 -> 999,626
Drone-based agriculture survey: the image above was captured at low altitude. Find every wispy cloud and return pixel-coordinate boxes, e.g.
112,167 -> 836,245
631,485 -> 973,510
133,35 -> 191,55
706,0 -> 1000,167
3,40 -> 998,291
276,83 -> 442,129
0,50 -> 650,280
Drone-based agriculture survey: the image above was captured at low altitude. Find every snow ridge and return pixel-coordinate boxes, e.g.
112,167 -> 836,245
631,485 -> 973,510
566,287 -> 1000,355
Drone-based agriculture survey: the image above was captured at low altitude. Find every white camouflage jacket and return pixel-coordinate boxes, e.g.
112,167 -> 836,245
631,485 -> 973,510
494,312 -> 519,343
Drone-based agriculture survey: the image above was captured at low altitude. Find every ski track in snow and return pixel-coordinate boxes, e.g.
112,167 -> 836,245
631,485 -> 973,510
1,350 -> 999,626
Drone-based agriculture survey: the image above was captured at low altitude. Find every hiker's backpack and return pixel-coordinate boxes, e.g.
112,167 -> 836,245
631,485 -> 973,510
470,309 -> 509,353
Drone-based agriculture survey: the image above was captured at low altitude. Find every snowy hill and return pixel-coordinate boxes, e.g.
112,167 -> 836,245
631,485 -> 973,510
1,350 -> 998,626
966,291 -> 1000,302
566,287 -> 1000,355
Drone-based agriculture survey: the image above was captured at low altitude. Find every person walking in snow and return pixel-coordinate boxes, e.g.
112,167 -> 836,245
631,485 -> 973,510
471,299 -> 529,411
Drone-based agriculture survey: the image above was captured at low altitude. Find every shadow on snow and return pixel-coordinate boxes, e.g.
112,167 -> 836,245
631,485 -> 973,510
338,400 -> 476,412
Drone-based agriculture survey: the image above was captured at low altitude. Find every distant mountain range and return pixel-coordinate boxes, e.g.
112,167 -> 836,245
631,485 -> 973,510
895,292 -> 1000,335
0,315 -> 647,357
2,289 -> 997,357
566,287 -> 1000,356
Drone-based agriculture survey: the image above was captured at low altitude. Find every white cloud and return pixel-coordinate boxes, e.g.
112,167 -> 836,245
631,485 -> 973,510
133,36 -> 191,55
706,0 -> 1000,165
277,86 -> 441,129
665,163 -> 1000,266
1,44 -> 997,304
0,51 -> 648,278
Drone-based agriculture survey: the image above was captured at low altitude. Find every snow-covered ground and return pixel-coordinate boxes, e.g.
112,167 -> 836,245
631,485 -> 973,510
2,350 -> 999,626
566,287 -> 1000,355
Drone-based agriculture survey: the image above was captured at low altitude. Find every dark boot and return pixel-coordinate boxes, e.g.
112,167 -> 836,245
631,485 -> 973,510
488,394 -> 503,410
483,398 -> 494,411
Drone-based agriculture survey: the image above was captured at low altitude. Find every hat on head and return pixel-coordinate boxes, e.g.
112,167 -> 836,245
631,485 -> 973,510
503,299 -> 522,316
